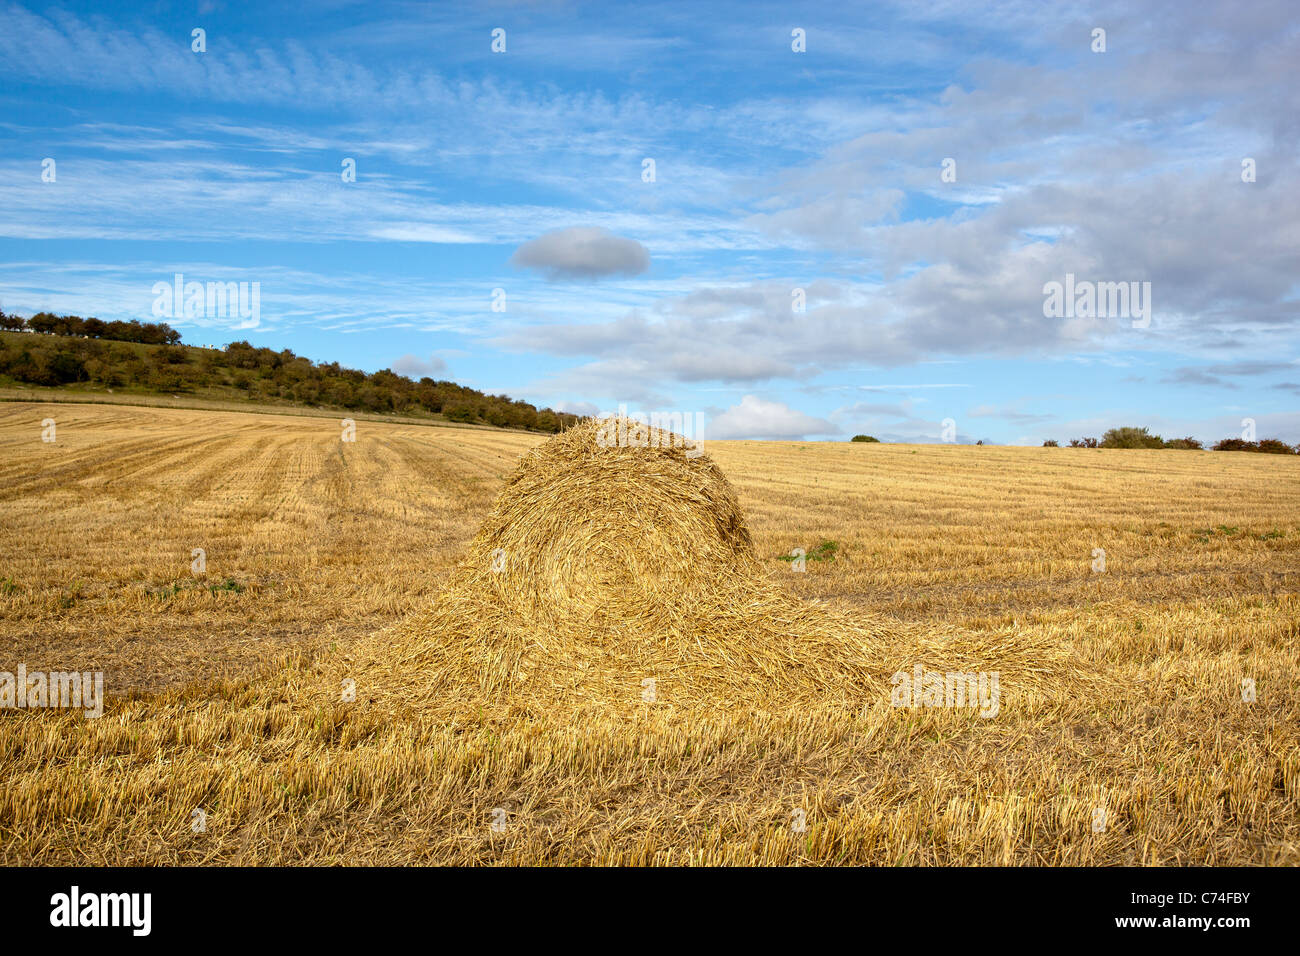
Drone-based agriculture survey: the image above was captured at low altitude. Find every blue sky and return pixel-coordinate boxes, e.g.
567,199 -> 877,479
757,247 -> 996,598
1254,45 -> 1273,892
1,0 -> 1298,443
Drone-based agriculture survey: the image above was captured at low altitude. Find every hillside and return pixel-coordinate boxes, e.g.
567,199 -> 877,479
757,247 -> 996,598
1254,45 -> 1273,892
0,326 -> 580,433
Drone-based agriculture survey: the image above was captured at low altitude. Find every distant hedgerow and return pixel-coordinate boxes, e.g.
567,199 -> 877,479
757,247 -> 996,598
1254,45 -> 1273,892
1212,437 -> 1299,454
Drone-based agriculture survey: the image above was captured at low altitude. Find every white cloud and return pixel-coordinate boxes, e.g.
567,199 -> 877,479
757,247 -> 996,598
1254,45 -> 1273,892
706,395 -> 837,440
555,400 -> 600,417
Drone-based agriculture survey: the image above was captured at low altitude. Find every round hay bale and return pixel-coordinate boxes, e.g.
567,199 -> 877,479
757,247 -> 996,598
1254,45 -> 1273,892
460,417 -> 759,625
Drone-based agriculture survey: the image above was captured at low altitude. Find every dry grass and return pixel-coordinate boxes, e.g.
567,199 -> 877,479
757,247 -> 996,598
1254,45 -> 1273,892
1,402 -> 1297,865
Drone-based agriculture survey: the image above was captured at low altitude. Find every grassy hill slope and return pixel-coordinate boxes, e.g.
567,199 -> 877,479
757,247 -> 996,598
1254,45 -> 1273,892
0,331 -> 579,432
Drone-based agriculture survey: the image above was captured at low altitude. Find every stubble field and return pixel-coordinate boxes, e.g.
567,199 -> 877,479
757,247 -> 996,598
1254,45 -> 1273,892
1,401 -> 1296,865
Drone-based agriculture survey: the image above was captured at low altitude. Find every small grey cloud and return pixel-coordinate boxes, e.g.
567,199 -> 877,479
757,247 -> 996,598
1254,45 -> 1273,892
390,353 -> 447,378
509,226 -> 649,280
1204,360 -> 1297,376
1271,382 -> 1300,397
1163,368 -> 1232,387
1165,359 -> 1299,388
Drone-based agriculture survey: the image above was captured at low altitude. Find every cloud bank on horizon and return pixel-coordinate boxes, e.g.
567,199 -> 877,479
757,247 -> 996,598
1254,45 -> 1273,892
0,0 -> 1296,443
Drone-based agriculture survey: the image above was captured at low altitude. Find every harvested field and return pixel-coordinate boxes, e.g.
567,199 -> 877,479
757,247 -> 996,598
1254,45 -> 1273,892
1,401 -> 1297,864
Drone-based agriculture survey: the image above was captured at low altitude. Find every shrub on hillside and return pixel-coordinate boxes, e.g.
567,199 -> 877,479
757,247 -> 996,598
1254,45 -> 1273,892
1211,437 -> 1298,453
1101,426 -> 1165,449
443,402 -> 478,423
48,352 -> 87,384
850,435 -> 880,443
1213,437 -> 1252,451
